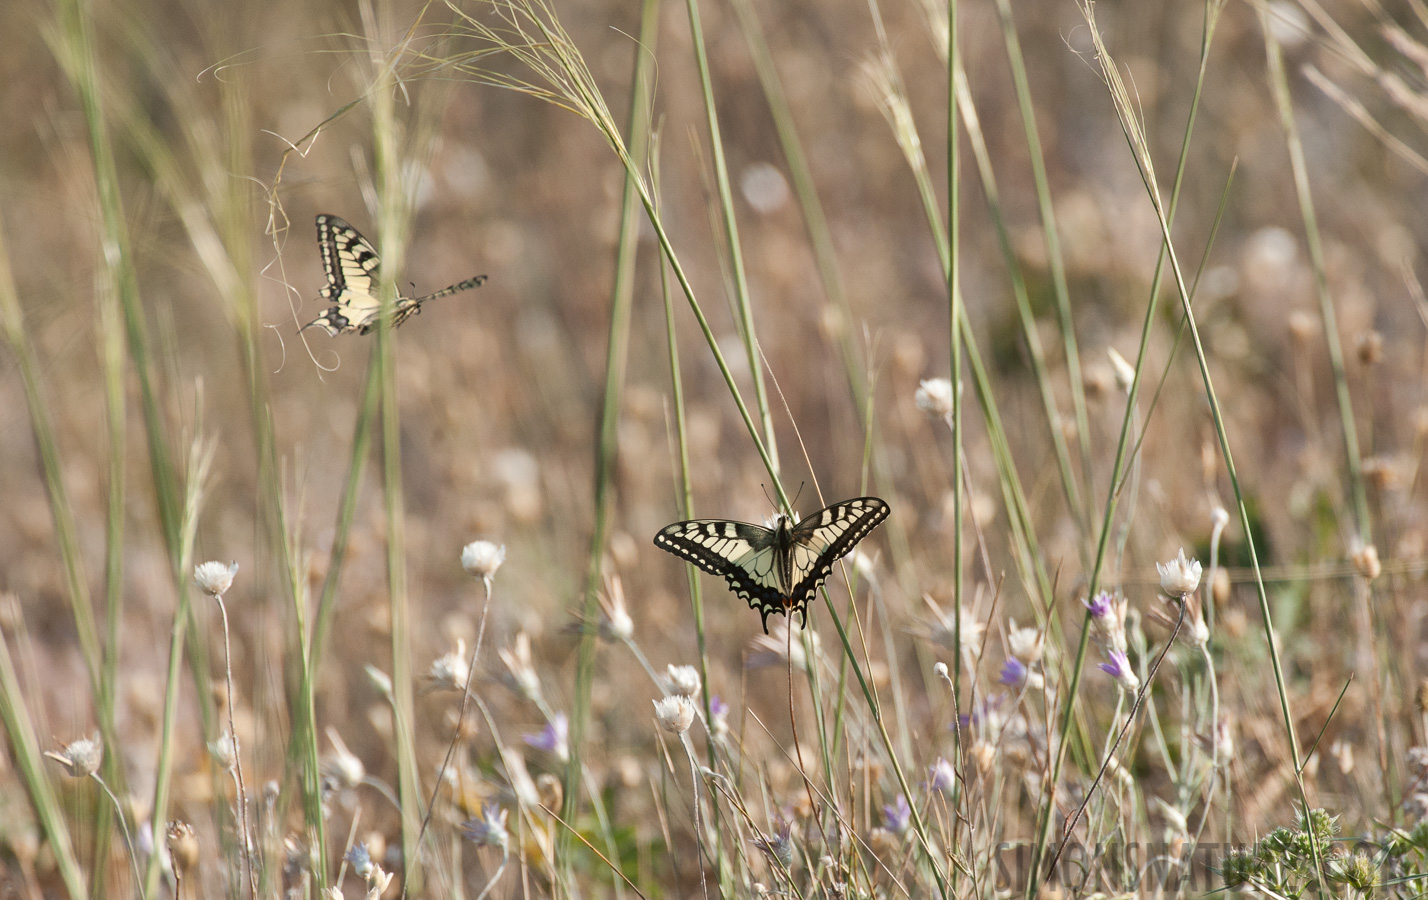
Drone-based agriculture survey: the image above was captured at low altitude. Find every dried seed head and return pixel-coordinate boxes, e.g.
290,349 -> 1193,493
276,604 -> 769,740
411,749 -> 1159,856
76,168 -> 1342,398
915,378 -> 954,420
1157,548 -> 1202,598
461,541 -> 506,582
663,664 -> 701,698
1007,620 -> 1044,664
1356,329 -> 1383,365
193,561 -> 239,598
1107,346 -> 1136,393
499,632 -> 543,704
208,732 -> 238,771
1351,543 -> 1381,581
166,821 -> 199,877
322,728 -> 365,791
653,695 -> 696,735
45,734 -> 103,778
425,640 -> 471,693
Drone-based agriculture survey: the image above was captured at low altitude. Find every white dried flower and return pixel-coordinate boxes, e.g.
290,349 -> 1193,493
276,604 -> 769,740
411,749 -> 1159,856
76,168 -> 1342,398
1157,548 -> 1202,598
1351,544 -> 1381,581
664,664 -> 701,697
933,661 -> 948,680
208,731 -> 238,771
1107,347 -> 1136,393
322,728 -> 365,790
653,695 -> 697,735
499,632 -> 543,703
915,378 -> 954,420
425,640 -> 471,693
598,576 -> 634,642
1007,620 -> 1045,664
461,541 -> 506,581
45,734 -> 103,778
193,561 -> 238,597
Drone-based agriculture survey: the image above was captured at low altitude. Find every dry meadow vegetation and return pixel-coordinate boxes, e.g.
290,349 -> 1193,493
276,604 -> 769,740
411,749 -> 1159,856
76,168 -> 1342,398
4,0 -> 1428,896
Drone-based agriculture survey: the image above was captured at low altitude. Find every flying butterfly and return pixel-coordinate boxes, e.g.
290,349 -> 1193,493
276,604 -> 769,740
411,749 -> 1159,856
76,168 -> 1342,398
654,497 -> 890,633
301,214 -> 487,336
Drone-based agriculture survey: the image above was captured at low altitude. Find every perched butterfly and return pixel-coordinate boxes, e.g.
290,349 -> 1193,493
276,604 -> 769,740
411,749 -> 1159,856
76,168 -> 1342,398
654,497 -> 890,632
301,214 -> 487,336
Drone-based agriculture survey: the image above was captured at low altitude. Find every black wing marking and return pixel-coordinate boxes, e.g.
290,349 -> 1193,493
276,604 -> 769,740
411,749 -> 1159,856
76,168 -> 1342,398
302,214 -> 487,336
783,497 -> 890,625
653,519 -> 790,630
653,497 -> 890,632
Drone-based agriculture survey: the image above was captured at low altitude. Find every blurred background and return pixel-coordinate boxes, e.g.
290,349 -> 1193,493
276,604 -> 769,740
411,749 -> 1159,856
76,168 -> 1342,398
4,0 -> 1428,894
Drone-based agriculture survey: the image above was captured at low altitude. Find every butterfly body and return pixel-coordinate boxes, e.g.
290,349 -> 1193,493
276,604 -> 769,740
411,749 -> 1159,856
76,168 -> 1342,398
302,214 -> 487,336
654,497 -> 890,632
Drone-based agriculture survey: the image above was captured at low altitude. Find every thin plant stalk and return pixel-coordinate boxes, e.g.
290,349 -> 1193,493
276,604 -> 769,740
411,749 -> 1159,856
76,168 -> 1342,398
683,0 -> 780,480
1026,2 -> 1230,889
989,0 -> 1094,509
1261,12 -> 1388,806
1049,8 -> 1321,897
567,0 -> 661,865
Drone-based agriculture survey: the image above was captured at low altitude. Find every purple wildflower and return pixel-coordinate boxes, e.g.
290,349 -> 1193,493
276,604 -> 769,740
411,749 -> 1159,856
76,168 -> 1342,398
999,657 -> 1028,688
1098,649 -> 1140,693
523,712 -> 570,761
883,793 -> 912,834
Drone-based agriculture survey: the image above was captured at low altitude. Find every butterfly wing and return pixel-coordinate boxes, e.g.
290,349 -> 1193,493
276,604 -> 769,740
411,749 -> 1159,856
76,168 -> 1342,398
783,497 -> 890,622
302,215 -> 385,336
653,519 -> 790,628
654,497 -> 890,632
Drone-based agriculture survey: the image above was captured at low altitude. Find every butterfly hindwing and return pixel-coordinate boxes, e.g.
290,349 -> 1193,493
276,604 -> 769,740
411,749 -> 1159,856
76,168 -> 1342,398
302,214 -> 488,337
784,497 -> 890,620
653,520 -> 790,626
653,497 -> 890,632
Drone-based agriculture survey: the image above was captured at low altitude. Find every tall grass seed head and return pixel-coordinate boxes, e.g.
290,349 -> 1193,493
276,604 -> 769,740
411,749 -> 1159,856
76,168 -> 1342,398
653,695 -> 696,735
45,734 -> 103,778
461,540 -> 506,581
663,664 -> 701,697
1157,548 -> 1202,598
194,560 -> 239,597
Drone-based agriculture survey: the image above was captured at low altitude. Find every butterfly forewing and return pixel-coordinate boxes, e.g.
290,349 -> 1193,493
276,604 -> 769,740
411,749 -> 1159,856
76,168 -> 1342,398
784,498 -> 890,618
653,497 -> 890,632
302,214 -> 487,337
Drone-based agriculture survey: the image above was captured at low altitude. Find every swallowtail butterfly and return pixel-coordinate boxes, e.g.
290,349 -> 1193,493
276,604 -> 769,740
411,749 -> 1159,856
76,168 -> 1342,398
654,497 -> 890,632
301,214 -> 486,336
